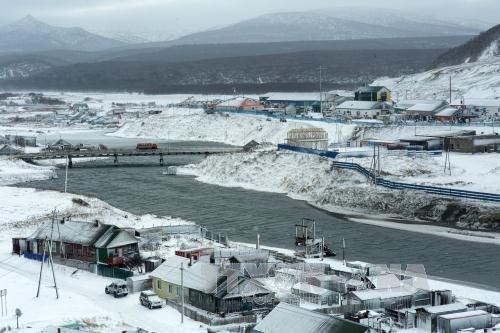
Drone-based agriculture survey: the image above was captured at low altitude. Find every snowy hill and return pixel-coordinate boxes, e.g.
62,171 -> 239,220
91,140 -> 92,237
373,56 -> 500,101
173,10 -> 480,45
0,15 -> 125,53
433,24 -> 500,67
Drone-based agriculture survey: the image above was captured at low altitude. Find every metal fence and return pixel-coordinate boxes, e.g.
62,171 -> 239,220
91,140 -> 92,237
278,145 -> 500,203
97,264 -> 134,280
138,225 -> 229,246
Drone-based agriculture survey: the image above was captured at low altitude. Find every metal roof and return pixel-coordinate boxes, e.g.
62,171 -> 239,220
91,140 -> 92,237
421,303 -> 468,314
336,101 -> 381,110
29,220 -> 111,246
366,274 -> 402,289
94,228 -> 138,249
224,279 -> 271,299
150,255 -> 220,294
439,310 -> 488,320
253,302 -> 368,333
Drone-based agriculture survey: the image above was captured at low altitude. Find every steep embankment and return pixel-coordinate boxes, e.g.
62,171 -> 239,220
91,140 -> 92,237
112,108 -> 356,146
181,151 -> 500,231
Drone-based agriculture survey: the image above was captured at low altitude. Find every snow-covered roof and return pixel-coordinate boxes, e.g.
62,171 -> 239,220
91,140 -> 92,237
439,310 -> 488,320
224,279 -> 271,299
262,92 -> 320,102
366,274 -> 402,289
150,255 -> 220,293
336,101 -> 381,110
407,101 -> 446,113
395,100 -> 442,109
435,108 -> 460,117
29,220 -> 110,246
292,282 -> 333,296
216,97 -> 260,107
352,287 -> 416,301
254,302 -> 368,333
94,228 -> 138,249
421,303 -> 468,314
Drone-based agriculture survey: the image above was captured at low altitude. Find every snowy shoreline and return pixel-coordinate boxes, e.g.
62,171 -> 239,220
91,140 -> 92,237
179,151 -> 500,245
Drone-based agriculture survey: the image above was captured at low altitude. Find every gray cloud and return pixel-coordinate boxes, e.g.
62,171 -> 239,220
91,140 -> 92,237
0,0 -> 498,37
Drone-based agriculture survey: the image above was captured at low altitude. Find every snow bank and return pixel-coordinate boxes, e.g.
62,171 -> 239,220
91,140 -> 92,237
0,157 -> 56,185
181,151 -> 500,232
112,108 -> 355,146
0,186 -> 193,241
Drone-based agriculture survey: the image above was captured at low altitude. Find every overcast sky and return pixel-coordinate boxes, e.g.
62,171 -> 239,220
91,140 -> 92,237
0,0 -> 499,37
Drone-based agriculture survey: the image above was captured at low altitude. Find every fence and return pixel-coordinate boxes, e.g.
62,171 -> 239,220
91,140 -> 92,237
97,264 -> 134,280
23,252 -> 48,262
138,225 -> 229,247
278,145 -> 500,203
165,299 -> 257,326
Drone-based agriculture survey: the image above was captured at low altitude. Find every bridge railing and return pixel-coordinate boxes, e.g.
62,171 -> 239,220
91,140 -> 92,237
278,144 -> 500,203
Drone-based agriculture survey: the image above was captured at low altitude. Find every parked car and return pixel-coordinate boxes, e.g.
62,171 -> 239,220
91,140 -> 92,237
139,290 -> 164,309
105,281 -> 129,298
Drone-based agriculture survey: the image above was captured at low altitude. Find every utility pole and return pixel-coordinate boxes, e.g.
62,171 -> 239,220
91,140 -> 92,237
36,210 -> 59,299
342,238 -> 346,265
64,155 -> 69,193
449,76 -> 452,104
319,66 -> 323,115
180,262 -> 184,324
444,140 -> 452,176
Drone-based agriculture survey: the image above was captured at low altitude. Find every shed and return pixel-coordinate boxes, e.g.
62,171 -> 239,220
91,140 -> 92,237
416,303 -> 469,333
291,282 -> 337,305
243,140 -> 260,152
366,274 -> 402,290
350,287 -> 418,310
126,275 -> 153,293
253,302 -> 369,333
399,137 -> 442,150
447,134 -> 500,153
437,310 -> 491,333
0,144 -> 21,155
49,138 -> 73,150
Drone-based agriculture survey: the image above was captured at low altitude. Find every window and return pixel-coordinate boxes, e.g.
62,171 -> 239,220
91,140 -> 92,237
176,286 -> 180,296
157,279 -> 161,289
168,284 -> 173,293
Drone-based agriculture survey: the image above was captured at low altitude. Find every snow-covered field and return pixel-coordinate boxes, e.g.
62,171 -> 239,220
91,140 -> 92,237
373,56 -> 500,101
112,107 -> 356,146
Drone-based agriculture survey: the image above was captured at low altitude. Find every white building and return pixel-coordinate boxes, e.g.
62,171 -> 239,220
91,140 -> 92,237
335,101 -> 390,119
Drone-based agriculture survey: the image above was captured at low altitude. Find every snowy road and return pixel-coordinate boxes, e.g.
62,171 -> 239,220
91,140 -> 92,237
0,252 -> 206,333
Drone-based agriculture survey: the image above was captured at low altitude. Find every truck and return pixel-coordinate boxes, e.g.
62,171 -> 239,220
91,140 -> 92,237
136,143 -> 159,150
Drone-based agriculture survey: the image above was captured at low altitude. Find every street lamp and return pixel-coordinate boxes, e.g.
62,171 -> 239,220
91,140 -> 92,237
15,308 -> 22,329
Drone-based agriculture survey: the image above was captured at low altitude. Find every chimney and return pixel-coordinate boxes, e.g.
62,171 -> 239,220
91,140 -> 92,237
256,233 -> 260,250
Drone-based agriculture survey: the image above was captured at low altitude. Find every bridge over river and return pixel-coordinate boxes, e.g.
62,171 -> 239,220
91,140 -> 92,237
18,146 -> 243,167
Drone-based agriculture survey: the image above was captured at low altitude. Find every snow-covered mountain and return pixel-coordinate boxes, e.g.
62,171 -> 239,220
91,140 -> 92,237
0,15 -> 126,53
373,23 -> 500,101
373,56 -> 500,101
433,24 -> 500,67
173,10 -> 480,45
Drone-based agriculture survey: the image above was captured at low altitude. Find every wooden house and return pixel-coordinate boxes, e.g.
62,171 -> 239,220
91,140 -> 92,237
22,220 -> 139,266
151,255 -> 273,314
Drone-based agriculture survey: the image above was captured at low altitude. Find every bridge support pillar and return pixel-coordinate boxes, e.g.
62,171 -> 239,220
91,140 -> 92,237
68,155 -> 73,168
113,154 -> 118,166
159,153 -> 164,166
